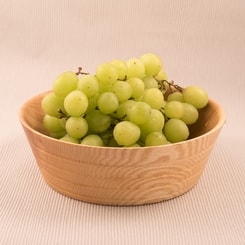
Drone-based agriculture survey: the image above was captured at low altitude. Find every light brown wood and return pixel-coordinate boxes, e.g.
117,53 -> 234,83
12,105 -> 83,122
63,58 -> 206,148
19,91 -> 226,205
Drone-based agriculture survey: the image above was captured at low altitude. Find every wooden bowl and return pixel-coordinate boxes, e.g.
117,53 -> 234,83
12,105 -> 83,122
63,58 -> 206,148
19,91 -> 225,205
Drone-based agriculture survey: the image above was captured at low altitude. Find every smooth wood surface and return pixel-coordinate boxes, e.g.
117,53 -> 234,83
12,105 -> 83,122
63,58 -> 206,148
19,91 -> 225,205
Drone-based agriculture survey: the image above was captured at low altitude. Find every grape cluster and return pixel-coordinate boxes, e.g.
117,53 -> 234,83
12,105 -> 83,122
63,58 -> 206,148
41,53 -> 209,147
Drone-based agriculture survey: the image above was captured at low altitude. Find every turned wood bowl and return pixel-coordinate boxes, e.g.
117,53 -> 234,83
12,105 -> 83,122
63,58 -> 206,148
19,91 -> 225,205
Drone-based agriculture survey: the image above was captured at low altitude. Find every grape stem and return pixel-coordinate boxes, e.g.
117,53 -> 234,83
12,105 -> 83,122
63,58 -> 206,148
158,80 -> 184,93
57,109 -> 69,119
75,67 -> 89,76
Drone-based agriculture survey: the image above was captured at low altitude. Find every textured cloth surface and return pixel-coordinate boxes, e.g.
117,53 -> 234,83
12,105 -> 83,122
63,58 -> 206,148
0,1 -> 244,244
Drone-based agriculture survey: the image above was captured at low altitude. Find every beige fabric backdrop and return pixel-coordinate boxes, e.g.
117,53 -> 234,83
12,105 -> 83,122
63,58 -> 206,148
0,0 -> 244,244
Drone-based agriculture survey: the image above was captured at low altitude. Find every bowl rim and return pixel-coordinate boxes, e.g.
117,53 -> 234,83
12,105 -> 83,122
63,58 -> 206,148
19,91 -> 226,150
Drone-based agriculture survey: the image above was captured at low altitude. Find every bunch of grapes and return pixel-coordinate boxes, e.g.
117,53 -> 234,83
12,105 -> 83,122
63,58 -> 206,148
41,53 -> 209,147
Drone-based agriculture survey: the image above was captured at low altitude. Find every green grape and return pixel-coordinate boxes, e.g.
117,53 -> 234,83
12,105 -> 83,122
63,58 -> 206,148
112,80 -> 132,102
140,109 -> 165,139
163,118 -> 189,143
96,63 -> 118,86
180,103 -> 199,125
77,74 -> 99,97
126,58 -> 145,79
85,110 -> 111,133
43,114 -> 65,133
127,101 -> 152,125
64,90 -> 88,117
126,77 -> 145,99
81,134 -> 104,146
60,135 -> 80,144
140,53 -> 162,76
110,59 -> 128,80
164,101 -> 184,119
65,117 -> 88,139
142,76 -> 158,89
140,88 -> 164,109
53,71 -> 78,97
183,85 -> 208,109
116,100 -> 136,119
154,69 -> 168,81
167,91 -> 184,102
113,121 -> 141,146
97,92 -> 119,114
41,92 -> 65,117
145,131 -> 168,146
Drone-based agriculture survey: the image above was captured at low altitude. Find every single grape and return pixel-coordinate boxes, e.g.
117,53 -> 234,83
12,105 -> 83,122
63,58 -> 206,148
126,77 -> 145,99
97,92 -> 119,114
127,101 -> 152,125
112,80 -> 132,102
53,71 -> 78,97
154,69 -> 168,81
81,134 -> 104,146
43,114 -> 65,133
145,131 -> 168,146
167,91 -> 184,102
116,100 -> 136,119
85,110 -> 111,133
140,53 -> 162,76
180,103 -> 199,125
142,76 -> 158,89
113,121 -> 141,146
140,109 -> 165,139
140,88 -> 164,109
65,117 -> 88,139
77,74 -> 99,97
126,58 -> 145,79
183,85 -> 208,109
163,118 -> 189,143
110,59 -> 128,80
41,92 -> 65,118
60,135 -> 80,144
64,90 -> 88,117
164,101 -> 184,119
96,63 -> 118,86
